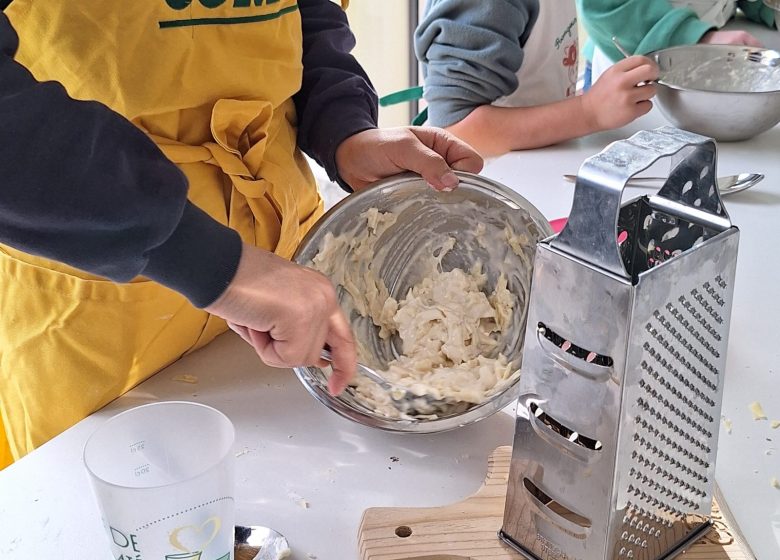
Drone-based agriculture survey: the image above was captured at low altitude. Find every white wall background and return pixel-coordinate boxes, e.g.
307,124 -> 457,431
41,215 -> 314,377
345,1 -> 416,127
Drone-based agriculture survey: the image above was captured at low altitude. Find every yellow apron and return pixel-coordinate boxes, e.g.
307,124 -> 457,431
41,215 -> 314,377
0,0 -> 324,468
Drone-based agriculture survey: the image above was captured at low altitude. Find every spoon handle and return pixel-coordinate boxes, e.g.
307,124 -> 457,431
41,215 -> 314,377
562,174 -> 758,196
611,36 -> 632,59
563,174 -> 668,184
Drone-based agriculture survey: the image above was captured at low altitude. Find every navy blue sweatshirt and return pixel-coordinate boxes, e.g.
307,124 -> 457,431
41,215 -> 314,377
0,1 -> 377,308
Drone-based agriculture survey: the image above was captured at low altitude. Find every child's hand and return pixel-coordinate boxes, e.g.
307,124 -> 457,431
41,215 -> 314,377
335,127 -> 483,191
700,30 -> 763,47
582,55 -> 658,131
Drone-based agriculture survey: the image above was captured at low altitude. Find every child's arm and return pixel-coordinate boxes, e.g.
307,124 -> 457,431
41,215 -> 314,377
295,0 -> 482,192
446,56 -> 658,157
0,12 -> 242,308
414,0 -> 536,131
294,0 -> 379,184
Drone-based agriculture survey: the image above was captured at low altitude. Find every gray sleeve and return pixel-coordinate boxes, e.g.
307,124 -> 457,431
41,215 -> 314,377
414,0 -> 539,127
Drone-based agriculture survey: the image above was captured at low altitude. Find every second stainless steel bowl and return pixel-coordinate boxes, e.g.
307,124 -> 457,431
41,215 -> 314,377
652,44 -> 780,141
293,172 -> 552,433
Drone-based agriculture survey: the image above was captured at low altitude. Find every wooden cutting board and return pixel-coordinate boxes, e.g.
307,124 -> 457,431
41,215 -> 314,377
358,447 -> 750,560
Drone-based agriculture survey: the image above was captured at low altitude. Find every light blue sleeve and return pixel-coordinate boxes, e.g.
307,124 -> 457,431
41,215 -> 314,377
414,0 -> 539,127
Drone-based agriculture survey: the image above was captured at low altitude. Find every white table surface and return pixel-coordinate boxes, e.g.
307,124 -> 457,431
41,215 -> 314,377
2,20 -> 780,560
0,330 -> 522,560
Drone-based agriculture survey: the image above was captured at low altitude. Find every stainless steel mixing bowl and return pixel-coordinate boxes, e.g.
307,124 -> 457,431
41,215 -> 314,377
292,172 -> 552,433
651,44 -> 780,141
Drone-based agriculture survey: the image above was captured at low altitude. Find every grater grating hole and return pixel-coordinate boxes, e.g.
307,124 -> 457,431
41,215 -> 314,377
623,502 -> 679,553
647,244 -> 683,269
537,323 -> 614,366
668,301 -> 721,342
641,350 -> 717,405
634,407 -> 711,457
648,316 -> 719,375
627,483 -> 690,519
632,423 -> 711,510
637,374 -> 713,440
682,280 -> 730,380
522,478 -> 592,528
644,333 -> 718,390
628,461 -> 707,504
624,273 -> 728,549
702,282 -> 726,307
639,369 -> 715,426
635,401 -> 712,465
654,308 -> 720,359
529,402 -> 603,451
631,448 -> 708,498
690,289 -> 724,325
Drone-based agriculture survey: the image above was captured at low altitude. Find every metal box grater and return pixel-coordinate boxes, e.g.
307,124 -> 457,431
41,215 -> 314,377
499,127 -> 740,560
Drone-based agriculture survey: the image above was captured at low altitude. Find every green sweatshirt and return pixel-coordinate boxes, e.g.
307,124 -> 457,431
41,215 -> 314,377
578,0 -> 777,62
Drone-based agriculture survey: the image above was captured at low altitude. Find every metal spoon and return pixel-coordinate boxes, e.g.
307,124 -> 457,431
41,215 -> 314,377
319,349 -> 466,416
611,36 -> 664,83
319,349 -> 397,391
235,525 -> 290,560
612,36 -> 632,59
747,48 -> 780,67
562,173 -> 764,196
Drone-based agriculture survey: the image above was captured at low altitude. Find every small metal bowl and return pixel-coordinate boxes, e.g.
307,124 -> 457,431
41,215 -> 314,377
292,172 -> 552,433
651,44 -> 780,141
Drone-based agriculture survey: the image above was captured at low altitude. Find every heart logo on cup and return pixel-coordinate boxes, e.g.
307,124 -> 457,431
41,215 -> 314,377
169,516 -> 222,553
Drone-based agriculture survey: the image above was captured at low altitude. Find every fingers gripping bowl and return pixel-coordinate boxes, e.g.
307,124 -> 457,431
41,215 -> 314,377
292,172 -> 552,433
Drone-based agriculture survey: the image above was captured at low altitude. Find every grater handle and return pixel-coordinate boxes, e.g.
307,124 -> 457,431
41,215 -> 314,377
551,126 -> 732,277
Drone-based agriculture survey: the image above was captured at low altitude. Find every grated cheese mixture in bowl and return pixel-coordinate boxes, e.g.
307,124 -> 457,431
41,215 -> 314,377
293,172 -> 551,432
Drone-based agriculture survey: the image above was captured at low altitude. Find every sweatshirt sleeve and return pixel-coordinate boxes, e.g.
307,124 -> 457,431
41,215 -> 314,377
0,12 -> 241,308
294,0 -> 378,186
577,0 -> 713,61
414,0 -> 539,128
738,0 -> 777,29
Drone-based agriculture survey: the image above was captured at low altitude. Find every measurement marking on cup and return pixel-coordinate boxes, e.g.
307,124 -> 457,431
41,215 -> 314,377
129,440 -> 145,453
134,464 -> 151,477
135,496 -> 235,532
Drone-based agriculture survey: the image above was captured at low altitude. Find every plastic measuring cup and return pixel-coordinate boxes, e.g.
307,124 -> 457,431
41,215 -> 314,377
83,401 -> 235,560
